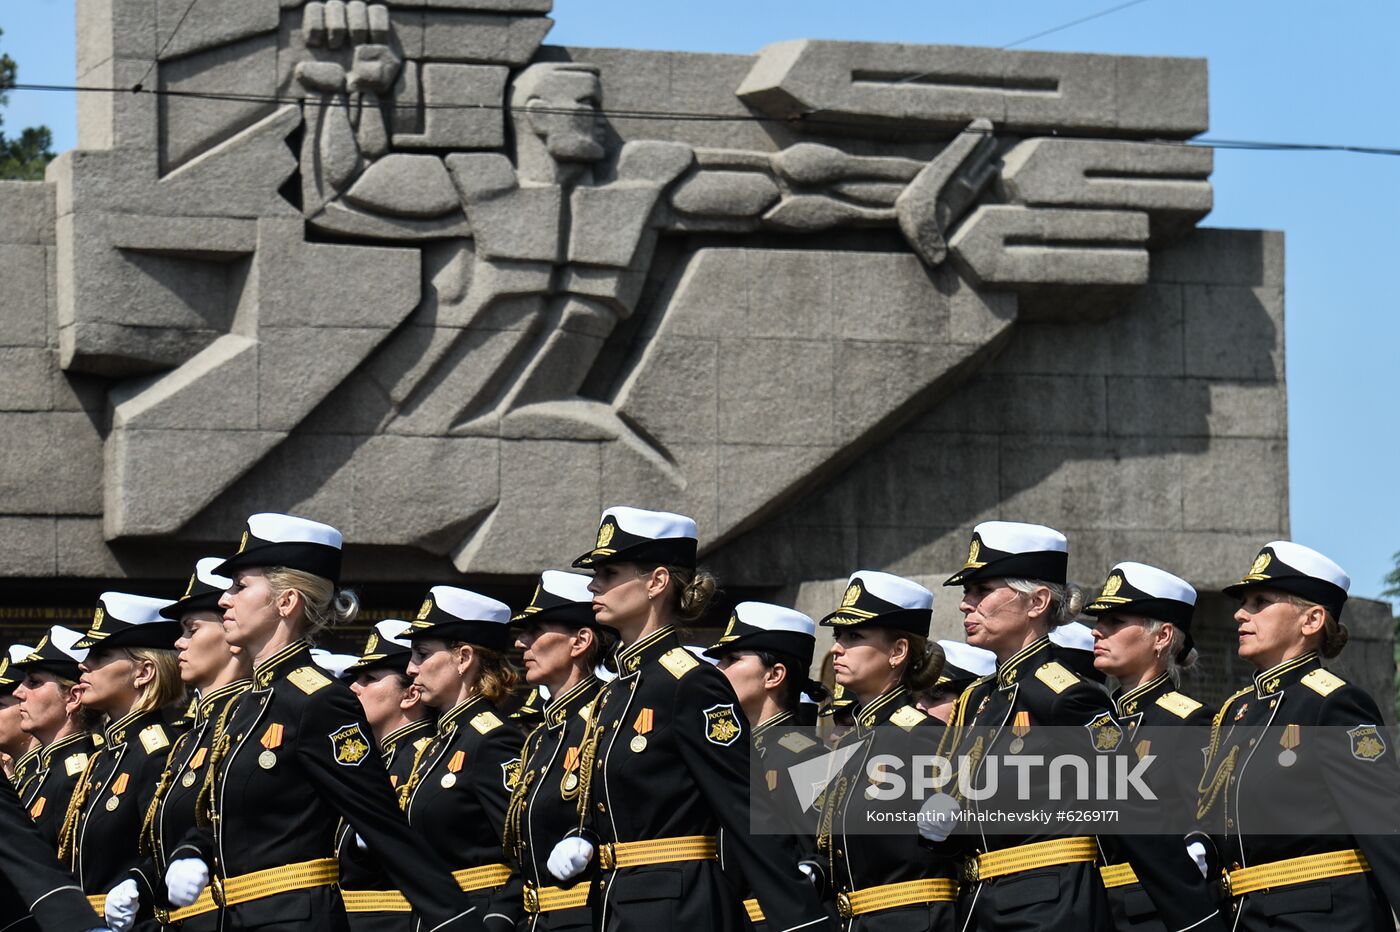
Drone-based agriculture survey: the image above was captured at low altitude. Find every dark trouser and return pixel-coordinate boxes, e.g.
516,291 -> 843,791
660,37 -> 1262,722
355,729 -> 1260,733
847,903 -> 958,932
1105,883 -> 1167,932
1233,872 -> 1392,932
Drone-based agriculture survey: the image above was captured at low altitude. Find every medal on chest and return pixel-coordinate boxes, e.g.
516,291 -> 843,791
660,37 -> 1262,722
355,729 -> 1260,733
1008,711 -> 1030,754
631,708 -> 654,753
441,750 -> 465,788
1278,723 -> 1300,767
258,723 -> 284,770
105,772 -> 129,811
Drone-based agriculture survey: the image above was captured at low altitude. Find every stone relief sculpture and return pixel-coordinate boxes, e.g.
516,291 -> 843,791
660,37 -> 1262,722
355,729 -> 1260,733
51,0 -> 1214,572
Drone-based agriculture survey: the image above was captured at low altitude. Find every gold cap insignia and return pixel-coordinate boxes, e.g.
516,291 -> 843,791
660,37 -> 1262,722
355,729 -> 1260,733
364,633 -> 379,654
842,583 -> 862,608
416,598 -> 434,622
596,521 -> 615,550
91,606 -> 104,631
1101,574 -> 1123,598
1245,551 -> 1272,580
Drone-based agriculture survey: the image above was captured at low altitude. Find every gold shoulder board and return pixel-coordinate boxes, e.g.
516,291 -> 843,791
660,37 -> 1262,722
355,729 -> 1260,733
660,648 -> 699,680
1034,661 -> 1078,694
890,705 -> 927,730
1155,691 -> 1204,719
778,732 -> 817,753
471,711 -> 503,734
287,666 -> 332,695
139,725 -> 170,754
1301,668 -> 1345,696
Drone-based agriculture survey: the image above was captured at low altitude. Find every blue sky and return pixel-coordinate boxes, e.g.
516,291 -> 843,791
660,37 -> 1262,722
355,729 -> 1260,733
2,0 -> 1397,605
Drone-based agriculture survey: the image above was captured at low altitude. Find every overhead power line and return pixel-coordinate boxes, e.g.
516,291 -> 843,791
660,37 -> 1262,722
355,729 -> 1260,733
8,81 -> 1400,158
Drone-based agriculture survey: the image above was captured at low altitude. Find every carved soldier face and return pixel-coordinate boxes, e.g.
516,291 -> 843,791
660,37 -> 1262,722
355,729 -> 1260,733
525,68 -> 605,164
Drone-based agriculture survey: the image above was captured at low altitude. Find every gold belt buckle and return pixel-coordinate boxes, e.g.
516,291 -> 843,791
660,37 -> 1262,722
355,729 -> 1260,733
599,843 -> 617,871
154,908 -> 171,924
522,883 -> 540,914
836,891 -> 853,919
961,855 -> 981,883
211,876 -> 227,908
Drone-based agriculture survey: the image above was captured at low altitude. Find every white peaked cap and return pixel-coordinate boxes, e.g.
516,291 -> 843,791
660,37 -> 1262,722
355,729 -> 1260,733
938,640 -> 996,677
43,625 -> 89,663
430,585 -> 511,624
193,556 -> 233,590
975,521 -> 1068,553
373,619 -> 414,649
539,570 -> 593,602
310,649 -> 359,678
684,645 -> 720,666
1049,621 -> 1095,652
734,601 -> 816,635
1113,562 -> 1198,605
1265,541 -> 1351,591
100,591 -> 177,624
849,570 -> 934,611
604,506 -> 698,541
248,512 -> 342,548
8,644 -> 33,664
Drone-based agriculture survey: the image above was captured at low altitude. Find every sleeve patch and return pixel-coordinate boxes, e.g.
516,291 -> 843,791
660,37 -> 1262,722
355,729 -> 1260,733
502,757 -> 523,790
1086,712 -> 1124,752
470,711 -> 503,734
330,723 -> 372,766
1155,691 -> 1204,719
287,666 -> 333,694
139,724 -> 170,754
660,648 -> 700,679
890,705 -> 928,730
778,732 -> 818,754
704,703 -> 743,746
1348,725 -> 1387,762
1034,661 -> 1078,694
1301,668 -> 1345,696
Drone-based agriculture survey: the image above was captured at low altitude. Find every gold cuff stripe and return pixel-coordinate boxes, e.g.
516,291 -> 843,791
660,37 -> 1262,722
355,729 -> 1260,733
971,836 -> 1098,881
837,878 -> 959,918
452,863 -> 514,892
1227,849 -> 1370,897
598,835 -> 717,870
1099,863 -> 1139,888
743,897 -> 765,922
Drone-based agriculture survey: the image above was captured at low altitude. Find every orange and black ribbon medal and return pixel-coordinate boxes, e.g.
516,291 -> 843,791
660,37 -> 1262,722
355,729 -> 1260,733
441,750 -> 465,789
1278,723 -> 1301,767
1009,711 -> 1031,753
105,772 -> 130,811
258,724 -> 284,770
631,709 -> 654,753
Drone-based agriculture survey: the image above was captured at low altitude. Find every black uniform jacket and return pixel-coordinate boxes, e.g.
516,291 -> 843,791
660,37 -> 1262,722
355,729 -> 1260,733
12,743 -> 43,798
20,729 -> 100,850
66,707 -> 182,908
1199,652 -> 1400,932
338,717 -> 438,932
939,637 -> 1224,932
507,675 -> 604,932
1097,672 -> 1212,932
402,693 -> 524,932
815,687 -> 953,932
126,679 -> 249,931
0,769 -> 105,932
568,626 -> 832,932
178,640 -> 479,932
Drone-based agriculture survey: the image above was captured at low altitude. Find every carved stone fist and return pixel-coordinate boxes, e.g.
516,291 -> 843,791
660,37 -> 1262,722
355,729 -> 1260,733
302,1 -> 391,50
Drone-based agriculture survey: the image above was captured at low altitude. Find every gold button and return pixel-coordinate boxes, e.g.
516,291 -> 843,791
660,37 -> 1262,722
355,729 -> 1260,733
596,802 -> 606,813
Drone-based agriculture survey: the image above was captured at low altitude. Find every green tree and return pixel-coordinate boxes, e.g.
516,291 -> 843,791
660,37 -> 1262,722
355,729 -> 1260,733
0,28 -> 56,181
1383,550 -> 1400,720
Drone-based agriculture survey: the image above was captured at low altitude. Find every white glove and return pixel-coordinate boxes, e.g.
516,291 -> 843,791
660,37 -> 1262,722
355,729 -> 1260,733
917,792 -> 961,844
355,832 -> 369,851
164,858 -> 210,908
1186,840 -> 1210,879
797,862 -> 815,881
104,878 -> 140,932
546,837 -> 594,881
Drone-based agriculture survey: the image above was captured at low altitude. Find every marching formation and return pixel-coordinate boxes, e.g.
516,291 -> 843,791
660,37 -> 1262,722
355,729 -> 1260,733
1,505 -> 1398,932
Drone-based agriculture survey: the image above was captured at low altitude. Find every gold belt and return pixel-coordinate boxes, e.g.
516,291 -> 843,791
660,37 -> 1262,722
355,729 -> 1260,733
523,881 -> 590,913
1227,849 -> 1371,897
341,889 -> 411,912
964,837 -> 1098,882
1099,862 -> 1139,888
452,863 -> 513,892
167,857 -> 340,922
743,897 -> 764,922
598,835 -> 717,870
836,878 -> 959,919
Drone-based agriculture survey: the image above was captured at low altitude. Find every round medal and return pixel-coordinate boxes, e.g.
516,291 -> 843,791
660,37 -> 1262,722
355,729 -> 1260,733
630,735 -> 648,753
1008,738 -> 1025,754
105,796 -> 120,812
440,773 -> 457,789
563,773 -> 579,792
181,771 -> 197,788
1278,749 -> 1297,768
258,750 -> 277,770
